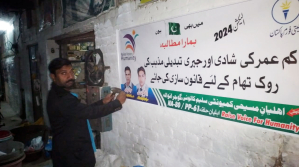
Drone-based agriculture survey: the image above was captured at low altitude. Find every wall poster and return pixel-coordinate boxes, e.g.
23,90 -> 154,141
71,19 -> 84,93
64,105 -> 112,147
117,0 -> 299,135
38,0 -> 55,32
62,0 -> 116,28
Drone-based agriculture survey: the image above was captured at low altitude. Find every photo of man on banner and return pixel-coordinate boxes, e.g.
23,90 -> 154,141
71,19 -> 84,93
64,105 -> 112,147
136,66 -> 149,97
121,66 -> 137,98
136,66 -> 157,104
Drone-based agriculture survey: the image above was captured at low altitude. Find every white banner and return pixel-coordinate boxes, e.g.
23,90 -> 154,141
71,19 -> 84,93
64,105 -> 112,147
117,0 -> 299,135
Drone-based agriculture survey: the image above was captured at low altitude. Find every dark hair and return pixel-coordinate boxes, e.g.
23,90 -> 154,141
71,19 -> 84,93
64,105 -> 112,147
137,66 -> 146,75
48,58 -> 71,75
124,66 -> 131,73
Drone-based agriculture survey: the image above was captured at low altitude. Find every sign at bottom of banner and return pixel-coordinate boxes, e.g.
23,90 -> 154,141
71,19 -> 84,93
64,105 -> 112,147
124,87 -> 299,135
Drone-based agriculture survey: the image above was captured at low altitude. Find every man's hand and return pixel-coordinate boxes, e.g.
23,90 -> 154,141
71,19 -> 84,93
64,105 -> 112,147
137,90 -> 148,97
116,91 -> 126,104
124,87 -> 132,94
143,90 -> 148,97
103,93 -> 115,104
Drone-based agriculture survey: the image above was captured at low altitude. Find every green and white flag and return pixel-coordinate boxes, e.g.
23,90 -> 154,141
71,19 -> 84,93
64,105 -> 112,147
169,22 -> 181,35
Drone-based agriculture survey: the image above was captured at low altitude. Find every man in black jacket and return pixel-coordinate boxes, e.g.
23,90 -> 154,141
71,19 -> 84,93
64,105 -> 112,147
47,58 -> 126,167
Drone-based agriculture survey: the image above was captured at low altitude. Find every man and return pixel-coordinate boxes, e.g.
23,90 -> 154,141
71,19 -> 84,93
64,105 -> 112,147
121,66 -> 134,93
136,66 -> 149,97
135,66 -> 158,104
47,58 -> 126,167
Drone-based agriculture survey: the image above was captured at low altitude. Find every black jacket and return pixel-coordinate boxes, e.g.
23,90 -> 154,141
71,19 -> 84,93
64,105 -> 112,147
47,83 -> 122,167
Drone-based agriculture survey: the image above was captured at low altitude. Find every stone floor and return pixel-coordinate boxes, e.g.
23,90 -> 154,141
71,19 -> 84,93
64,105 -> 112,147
23,157 -> 53,167
1,101 -> 53,167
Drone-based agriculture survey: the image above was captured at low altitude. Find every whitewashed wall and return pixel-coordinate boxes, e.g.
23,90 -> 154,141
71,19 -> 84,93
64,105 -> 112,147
95,0 -> 299,166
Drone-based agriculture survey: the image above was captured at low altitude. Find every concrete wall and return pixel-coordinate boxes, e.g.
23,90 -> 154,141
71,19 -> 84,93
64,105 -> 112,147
0,16 -> 21,116
12,1 -> 95,122
2,0 -> 299,166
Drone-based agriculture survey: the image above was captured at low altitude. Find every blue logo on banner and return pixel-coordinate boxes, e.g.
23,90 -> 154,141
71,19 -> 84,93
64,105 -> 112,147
272,0 -> 299,24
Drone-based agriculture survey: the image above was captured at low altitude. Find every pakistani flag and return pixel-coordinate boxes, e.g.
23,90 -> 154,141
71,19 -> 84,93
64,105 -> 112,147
169,22 -> 181,35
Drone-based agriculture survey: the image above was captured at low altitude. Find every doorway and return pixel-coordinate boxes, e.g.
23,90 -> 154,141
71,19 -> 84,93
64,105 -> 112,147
28,45 -> 43,121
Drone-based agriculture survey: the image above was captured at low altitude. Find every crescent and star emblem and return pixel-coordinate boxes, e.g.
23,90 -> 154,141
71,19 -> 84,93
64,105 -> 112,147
171,26 -> 177,33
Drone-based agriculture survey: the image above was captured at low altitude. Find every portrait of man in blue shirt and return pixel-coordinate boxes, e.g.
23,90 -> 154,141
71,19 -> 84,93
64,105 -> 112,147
136,66 -> 157,104
121,66 -> 137,99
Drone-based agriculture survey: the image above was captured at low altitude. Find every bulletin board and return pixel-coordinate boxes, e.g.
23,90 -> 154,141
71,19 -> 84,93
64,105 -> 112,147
117,0 -> 299,135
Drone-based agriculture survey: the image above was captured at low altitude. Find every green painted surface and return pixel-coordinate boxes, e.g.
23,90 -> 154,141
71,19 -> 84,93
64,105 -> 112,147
159,89 -> 299,135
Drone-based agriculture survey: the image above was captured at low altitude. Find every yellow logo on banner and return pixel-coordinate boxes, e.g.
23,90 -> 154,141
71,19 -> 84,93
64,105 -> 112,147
140,0 -> 153,4
126,94 -> 135,98
137,96 -> 149,102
